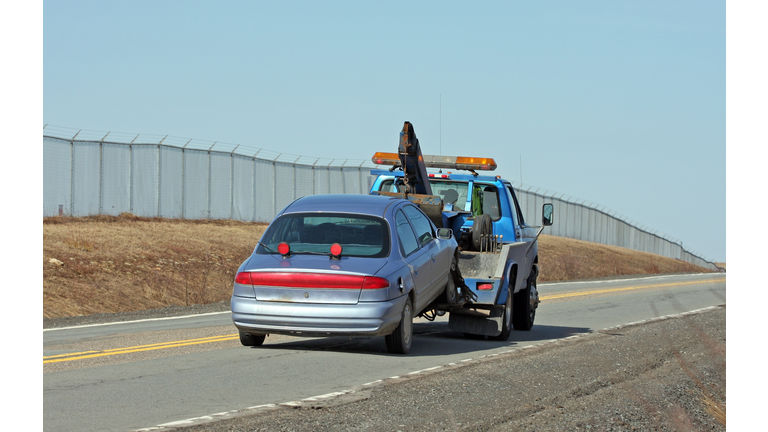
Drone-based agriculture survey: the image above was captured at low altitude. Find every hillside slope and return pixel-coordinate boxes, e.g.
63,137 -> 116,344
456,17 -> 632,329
43,215 -> 712,319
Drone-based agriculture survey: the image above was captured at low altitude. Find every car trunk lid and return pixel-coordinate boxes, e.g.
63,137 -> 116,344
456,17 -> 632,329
243,256 -> 388,304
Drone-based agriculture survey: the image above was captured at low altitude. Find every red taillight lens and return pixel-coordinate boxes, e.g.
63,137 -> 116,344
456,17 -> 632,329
362,276 -> 390,289
235,272 -> 253,285
248,272 -> 389,289
330,243 -> 343,257
477,282 -> 494,290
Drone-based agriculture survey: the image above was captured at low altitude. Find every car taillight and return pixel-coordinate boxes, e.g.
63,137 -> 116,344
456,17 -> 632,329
235,272 -> 253,285
362,276 -> 390,289
477,282 -> 494,290
248,272 -> 389,289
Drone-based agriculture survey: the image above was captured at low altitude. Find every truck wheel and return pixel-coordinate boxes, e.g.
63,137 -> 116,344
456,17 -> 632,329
512,277 -> 536,331
471,214 -> 492,251
491,290 -> 513,341
239,331 -> 266,346
385,297 -> 413,354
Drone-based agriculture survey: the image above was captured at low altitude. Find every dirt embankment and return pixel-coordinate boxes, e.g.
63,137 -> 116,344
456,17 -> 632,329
43,214 -> 713,319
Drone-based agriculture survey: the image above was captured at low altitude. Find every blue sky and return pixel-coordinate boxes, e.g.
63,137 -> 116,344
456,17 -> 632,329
42,0 -> 725,261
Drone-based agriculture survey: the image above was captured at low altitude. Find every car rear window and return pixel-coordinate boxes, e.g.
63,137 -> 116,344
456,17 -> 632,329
257,213 -> 390,258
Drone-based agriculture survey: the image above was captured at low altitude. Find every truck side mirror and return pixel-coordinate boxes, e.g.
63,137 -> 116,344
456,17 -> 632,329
542,203 -> 554,226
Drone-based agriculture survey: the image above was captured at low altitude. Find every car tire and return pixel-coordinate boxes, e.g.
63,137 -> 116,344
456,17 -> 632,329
491,288 -> 513,341
444,256 -> 459,304
239,331 -> 266,347
512,275 -> 537,331
471,214 -> 492,251
385,297 -> 413,354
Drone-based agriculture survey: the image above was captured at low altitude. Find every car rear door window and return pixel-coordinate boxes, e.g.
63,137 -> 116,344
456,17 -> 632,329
395,209 -> 419,257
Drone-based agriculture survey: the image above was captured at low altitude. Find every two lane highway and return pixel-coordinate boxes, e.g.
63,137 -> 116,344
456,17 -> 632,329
43,273 -> 725,432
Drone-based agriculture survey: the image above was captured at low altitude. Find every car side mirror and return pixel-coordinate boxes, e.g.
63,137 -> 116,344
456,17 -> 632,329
437,228 -> 454,239
542,203 -> 554,226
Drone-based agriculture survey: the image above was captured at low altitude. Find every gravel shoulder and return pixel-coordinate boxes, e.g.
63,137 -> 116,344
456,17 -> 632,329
171,305 -> 725,432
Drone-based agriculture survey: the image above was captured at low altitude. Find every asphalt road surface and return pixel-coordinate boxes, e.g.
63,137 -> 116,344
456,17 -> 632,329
43,273 -> 726,432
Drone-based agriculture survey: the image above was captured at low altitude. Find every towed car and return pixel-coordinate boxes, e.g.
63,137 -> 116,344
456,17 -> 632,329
231,194 -> 458,354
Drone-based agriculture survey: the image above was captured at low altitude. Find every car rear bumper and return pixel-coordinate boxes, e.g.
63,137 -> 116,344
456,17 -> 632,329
230,295 -> 408,337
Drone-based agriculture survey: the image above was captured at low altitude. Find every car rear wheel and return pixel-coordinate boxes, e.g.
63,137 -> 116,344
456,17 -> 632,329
385,297 -> 413,354
239,331 -> 266,347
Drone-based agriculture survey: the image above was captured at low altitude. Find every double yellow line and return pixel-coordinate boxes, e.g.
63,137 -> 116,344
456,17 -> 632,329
44,334 -> 238,364
540,277 -> 726,301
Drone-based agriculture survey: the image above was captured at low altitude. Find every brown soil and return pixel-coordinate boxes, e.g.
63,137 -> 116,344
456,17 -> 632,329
42,214 -> 714,319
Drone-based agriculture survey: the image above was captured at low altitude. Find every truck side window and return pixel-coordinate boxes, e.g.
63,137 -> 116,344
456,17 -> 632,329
395,209 -> 419,256
403,204 -> 434,246
506,185 -> 525,225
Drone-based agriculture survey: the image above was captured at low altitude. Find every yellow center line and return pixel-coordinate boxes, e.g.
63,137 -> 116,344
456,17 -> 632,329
44,334 -> 238,364
45,277 -> 725,364
540,277 -> 726,301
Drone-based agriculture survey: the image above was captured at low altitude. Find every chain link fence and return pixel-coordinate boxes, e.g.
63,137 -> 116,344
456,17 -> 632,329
43,125 -> 720,271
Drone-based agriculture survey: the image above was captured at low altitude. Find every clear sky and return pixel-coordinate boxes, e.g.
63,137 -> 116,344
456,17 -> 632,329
43,0 -> 725,262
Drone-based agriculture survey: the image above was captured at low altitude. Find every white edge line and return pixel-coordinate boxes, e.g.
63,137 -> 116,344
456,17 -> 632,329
43,311 -> 231,332
132,304 -> 724,432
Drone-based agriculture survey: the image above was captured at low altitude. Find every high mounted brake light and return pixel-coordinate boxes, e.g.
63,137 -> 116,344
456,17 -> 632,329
371,152 -> 496,171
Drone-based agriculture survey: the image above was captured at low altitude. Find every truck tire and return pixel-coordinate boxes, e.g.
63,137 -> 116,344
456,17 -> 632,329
512,276 -> 537,331
239,331 -> 266,346
471,214 -> 492,251
491,289 -> 513,341
385,297 -> 413,354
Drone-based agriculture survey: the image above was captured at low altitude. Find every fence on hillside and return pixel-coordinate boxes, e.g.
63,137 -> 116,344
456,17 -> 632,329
42,126 -> 720,271
43,133 -> 376,222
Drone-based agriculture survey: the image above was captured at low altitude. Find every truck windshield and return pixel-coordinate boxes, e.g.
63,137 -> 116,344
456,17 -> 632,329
379,179 -> 470,211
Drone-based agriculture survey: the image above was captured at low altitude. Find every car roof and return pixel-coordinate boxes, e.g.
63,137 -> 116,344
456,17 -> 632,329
282,194 -> 402,217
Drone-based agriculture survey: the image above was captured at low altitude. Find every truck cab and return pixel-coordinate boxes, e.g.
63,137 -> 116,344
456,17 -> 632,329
370,170 -> 538,247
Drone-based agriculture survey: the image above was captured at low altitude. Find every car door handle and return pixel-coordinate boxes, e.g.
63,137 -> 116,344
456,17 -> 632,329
413,266 -> 418,274
431,254 -> 436,263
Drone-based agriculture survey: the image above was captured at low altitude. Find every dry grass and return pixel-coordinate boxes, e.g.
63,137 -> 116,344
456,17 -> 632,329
43,214 -> 266,319
42,215 -> 714,318
537,234 -> 711,282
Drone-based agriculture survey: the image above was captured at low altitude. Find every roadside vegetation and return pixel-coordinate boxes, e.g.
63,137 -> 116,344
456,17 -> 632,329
43,214 -> 714,319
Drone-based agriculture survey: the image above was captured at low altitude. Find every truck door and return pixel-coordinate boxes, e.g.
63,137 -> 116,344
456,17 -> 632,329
507,184 -> 537,288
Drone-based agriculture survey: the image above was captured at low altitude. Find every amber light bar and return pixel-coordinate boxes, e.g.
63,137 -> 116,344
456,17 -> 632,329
371,152 -> 497,171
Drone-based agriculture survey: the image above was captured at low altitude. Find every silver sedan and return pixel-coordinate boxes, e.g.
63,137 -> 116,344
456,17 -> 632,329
231,194 -> 458,354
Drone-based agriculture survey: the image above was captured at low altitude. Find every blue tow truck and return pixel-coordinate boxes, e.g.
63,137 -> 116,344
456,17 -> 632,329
369,121 -> 554,340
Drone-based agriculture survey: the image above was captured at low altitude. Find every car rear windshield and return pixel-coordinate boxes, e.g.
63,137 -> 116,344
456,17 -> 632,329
257,213 -> 390,258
